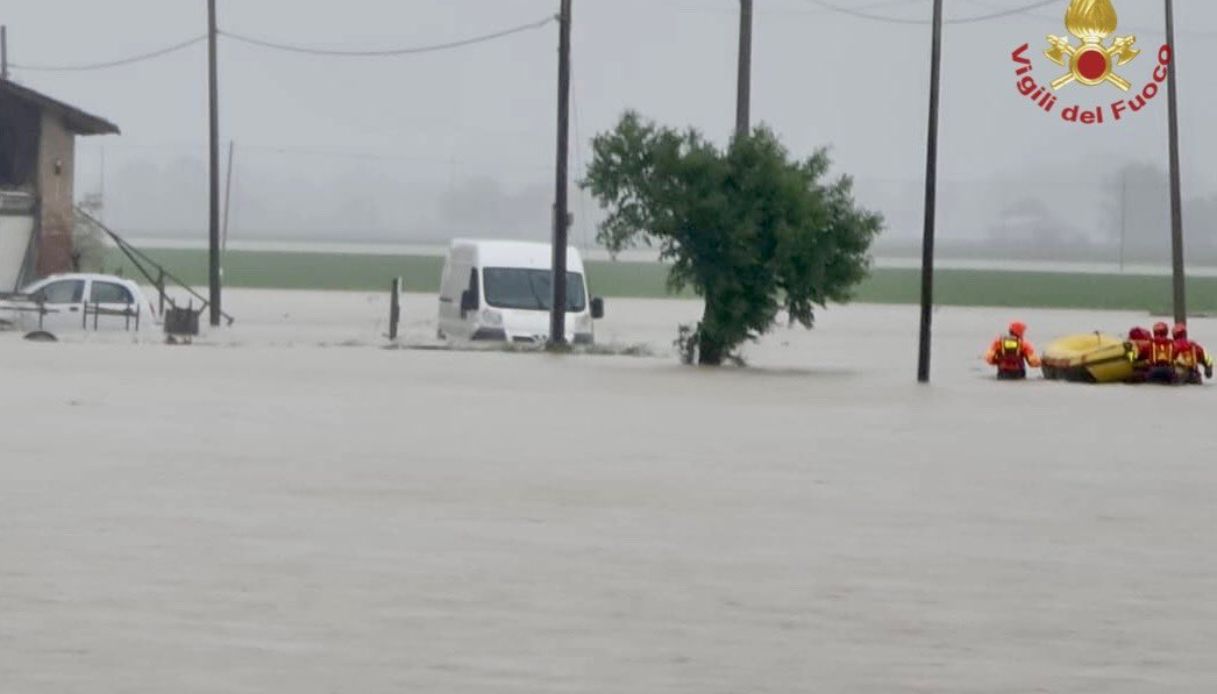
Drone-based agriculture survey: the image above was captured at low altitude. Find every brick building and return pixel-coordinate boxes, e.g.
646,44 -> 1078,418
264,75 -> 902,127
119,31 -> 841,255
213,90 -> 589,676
0,79 -> 118,290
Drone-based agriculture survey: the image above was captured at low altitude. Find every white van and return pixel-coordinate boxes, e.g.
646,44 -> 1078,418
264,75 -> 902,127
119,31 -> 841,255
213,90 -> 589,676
437,240 -> 604,344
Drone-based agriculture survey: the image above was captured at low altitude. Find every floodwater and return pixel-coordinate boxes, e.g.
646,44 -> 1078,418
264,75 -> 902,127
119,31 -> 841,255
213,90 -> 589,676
1,292 -> 1214,693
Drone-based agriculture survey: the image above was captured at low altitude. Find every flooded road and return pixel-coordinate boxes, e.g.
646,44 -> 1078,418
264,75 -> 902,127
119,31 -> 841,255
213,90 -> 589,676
2,293 -> 1214,692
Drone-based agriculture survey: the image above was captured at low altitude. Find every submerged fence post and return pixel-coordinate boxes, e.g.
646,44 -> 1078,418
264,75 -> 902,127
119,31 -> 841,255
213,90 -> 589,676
389,277 -> 401,341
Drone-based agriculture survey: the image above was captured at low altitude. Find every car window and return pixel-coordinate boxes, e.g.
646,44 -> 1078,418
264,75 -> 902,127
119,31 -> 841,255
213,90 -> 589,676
32,280 -> 84,304
90,281 -> 134,304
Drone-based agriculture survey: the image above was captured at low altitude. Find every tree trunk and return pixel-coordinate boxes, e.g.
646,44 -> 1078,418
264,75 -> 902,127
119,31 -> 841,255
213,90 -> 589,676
698,334 -> 725,366
697,299 -> 725,366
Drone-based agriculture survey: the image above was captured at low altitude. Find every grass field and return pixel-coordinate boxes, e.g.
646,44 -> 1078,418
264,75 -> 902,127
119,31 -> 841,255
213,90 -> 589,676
104,248 -> 1217,314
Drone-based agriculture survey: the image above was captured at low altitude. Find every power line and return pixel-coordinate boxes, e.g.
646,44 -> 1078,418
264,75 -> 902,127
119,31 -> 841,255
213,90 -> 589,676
8,15 -> 556,72
804,0 -> 1060,25
10,35 -> 207,72
220,15 -> 556,57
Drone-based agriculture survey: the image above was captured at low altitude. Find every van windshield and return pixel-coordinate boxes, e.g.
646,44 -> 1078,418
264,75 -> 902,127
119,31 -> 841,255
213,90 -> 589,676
483,268 -> 587,312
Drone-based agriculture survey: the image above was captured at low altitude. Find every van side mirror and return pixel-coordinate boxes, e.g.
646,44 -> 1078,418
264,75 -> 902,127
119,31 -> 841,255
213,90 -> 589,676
460,289 -> 479,314
590,297 -> 604,320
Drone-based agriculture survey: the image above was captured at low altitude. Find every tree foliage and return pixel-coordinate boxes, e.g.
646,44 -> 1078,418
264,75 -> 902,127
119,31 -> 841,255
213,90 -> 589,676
582,112 -> 883,365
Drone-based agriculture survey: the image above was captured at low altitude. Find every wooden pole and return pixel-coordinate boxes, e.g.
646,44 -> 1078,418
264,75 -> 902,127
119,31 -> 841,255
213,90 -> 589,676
389,278 -> 401,340
735,0 -> 753,138
917,0 -> 944,384
549,0 -> 572,347
1164,0 -> 1186,324
207,0 -> 222,327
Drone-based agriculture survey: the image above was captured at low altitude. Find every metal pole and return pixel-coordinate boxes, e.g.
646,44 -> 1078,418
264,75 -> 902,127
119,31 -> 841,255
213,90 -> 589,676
207,0 -> 222,327
549,0 -> 572,347
917,0 -> 944,384
1,26 -> 8,81
1164,0 -> 1186,325
735,0 -> 753,138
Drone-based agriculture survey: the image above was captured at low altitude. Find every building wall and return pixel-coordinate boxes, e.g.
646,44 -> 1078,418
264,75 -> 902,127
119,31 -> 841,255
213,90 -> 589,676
0,94 -> 42,189
35,111 -> 76,276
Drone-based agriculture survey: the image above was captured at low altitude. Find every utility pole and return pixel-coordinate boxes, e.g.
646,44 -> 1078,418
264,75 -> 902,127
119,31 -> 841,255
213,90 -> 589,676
735,0 -> 753,138
2,26 -> 9,80
917,0 -> 944,384
207,0 -> 222,327
1164,0 -> 1186,325
549,0 -> 572,348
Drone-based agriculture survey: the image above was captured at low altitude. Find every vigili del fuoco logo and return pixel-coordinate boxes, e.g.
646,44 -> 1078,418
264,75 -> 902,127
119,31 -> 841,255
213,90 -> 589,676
1011,0 -> 1170,125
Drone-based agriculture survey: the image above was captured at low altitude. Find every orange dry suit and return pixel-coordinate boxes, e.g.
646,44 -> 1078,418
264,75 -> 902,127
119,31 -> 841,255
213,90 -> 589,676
986,334 -> 1040,379
1126,327 -> 1152,382
1174,338 -> 1213,385
1143,334 -> 1179,384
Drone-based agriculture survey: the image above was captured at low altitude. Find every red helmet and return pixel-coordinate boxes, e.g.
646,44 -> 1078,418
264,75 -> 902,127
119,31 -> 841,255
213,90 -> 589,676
1008,321 -> 1027,338
1173,323 -> 1188,340
1153,322 -> 1170,338
1129,327 -> 1150,340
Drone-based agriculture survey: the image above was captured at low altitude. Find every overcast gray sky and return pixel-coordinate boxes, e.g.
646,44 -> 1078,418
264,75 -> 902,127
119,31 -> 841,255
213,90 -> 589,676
5,0 -> 1216,250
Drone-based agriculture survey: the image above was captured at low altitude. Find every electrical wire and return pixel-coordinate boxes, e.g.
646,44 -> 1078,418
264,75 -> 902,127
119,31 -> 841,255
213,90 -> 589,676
803,0 -> 1061,25
8,14 -> 556,72
220,15 -> 556,57
10,35 -> 208,72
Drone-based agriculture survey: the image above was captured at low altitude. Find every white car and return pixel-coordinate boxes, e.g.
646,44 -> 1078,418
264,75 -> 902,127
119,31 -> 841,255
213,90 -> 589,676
437,239 -> 604,344
0,273 -> 159,335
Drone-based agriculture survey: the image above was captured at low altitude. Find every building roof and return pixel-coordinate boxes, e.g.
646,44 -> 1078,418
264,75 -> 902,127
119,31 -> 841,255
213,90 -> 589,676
0,79 -> 120,136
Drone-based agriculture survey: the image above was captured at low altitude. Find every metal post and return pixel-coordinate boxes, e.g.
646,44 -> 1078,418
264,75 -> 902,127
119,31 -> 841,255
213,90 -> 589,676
207,0 -> 222,327
1,26 -> 8,81
1164,0 -> 1186,325
549,0 -> 572,348
917,0 -> 944,384
735,0 -> 753,138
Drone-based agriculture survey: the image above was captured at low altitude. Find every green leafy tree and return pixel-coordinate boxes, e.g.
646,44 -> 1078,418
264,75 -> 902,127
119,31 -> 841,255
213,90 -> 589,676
582,112 -> 883,365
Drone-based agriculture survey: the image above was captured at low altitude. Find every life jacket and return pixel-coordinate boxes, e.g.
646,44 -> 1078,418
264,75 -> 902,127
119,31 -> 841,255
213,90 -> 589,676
1150,338 -> 1175,366
1175,342 -> 1198,369
997,336 -> 1026,372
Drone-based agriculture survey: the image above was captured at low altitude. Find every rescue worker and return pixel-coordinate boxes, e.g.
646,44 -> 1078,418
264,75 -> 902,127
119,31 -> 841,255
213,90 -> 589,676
985,321 -> 1041,380
1126,326 -> 1152,383
1144,322 -> 1178,384
1172,323 -> 1213,385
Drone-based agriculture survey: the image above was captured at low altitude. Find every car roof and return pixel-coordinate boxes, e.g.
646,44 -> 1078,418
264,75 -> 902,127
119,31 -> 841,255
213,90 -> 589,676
37,273 -> 138,284
451,239 -> 585,272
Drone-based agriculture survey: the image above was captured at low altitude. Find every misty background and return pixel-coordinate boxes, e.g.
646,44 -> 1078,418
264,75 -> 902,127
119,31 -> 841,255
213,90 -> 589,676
5,0 -> 1217,263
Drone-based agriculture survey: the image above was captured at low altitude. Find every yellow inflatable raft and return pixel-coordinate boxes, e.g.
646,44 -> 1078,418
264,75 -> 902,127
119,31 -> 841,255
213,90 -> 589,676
1041,333 -> 1135,384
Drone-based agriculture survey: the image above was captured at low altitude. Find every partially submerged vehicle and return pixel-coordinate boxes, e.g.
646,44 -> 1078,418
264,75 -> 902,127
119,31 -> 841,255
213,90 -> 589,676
437,240 -> 604,344
0,273 -> 159,335
1041,333 -> 1135,384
